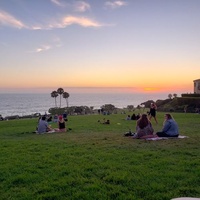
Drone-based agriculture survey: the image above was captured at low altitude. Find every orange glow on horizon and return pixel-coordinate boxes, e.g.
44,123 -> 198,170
143,87 -> 162,92
0,77 -> 194,94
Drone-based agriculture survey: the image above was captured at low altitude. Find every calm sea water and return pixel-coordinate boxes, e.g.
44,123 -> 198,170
0,93 -> 168,117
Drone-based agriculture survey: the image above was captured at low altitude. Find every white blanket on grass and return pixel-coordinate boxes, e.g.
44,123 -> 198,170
171,198 -> 200,200
146,135 -> 188,141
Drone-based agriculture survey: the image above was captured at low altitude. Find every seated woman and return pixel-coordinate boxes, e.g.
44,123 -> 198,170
131,113 -> 137,120
126,115 -> 131,120
53,114 -> 58,123
156,113 -> 179,137
133,114 -> 154,139
55,115 -> 66,132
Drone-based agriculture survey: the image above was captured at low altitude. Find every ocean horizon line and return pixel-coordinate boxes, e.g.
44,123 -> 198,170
0,86 -> 193,94
0,92 -> 180,117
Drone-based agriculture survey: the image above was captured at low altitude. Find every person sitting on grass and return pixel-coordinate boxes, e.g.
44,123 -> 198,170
37,116 -> 52,134
156,113 -> 179,137
63,112 -> 68,121
53,114 -> 58,123
0,114 -> 4,121
131,113 -> 136,120
126,115 -> 131,120
133,114 -> 154,139
47,115 -> 52,122
54,115 -> 66,132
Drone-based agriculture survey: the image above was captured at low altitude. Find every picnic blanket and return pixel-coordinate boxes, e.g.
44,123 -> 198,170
145,135 -> 188,141
171,198 -> 200,200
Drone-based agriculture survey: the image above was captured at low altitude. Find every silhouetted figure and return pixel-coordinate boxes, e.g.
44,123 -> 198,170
47,115 -> 52,122
149,103 -> 158,124
136,113 -> 141,120
131,113 -> 137,120
63,112 -> 68,121
0,114 -> 4,121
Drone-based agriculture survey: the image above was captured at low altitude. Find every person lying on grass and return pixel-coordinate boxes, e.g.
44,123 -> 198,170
98,118 -> 110,124
156,113 -> 179,137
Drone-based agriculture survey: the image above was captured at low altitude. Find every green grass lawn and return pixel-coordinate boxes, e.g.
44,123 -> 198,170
0,111 -> 200,200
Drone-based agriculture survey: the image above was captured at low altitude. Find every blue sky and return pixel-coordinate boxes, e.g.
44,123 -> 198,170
0,0 -> 200,94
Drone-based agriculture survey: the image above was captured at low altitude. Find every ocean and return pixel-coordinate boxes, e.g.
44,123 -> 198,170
0,92 -> 169,117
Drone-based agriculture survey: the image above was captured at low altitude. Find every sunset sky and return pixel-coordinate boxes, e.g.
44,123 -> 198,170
0,0 -> 199,94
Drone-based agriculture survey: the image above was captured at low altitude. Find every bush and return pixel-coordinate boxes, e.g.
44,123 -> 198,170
181,93 -> 200,97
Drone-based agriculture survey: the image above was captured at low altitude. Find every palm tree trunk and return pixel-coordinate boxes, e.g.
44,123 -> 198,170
55,98 -> 57,107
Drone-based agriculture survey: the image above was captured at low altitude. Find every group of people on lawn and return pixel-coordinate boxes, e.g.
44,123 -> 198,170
37,114 -> 66,134
132,102 -> 179,139
36,102 -> 179,138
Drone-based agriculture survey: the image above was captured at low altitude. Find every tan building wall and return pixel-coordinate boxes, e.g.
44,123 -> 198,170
193,79 -> 200,94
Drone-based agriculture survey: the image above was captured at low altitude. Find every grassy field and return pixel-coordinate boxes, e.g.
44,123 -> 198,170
0,111 -> 200,200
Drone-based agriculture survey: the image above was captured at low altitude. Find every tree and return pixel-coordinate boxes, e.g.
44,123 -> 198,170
127,105 -> 134,112
173,93 -> 177,98
137,104 -> 145,112
51,91 -> 58,107
57,88 -> 64,108
63,92 -> 70,107
101,104 -> 116,114
168,94 -> 172,99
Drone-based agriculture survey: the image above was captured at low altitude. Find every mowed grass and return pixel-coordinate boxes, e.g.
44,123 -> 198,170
0,111 -> 200,200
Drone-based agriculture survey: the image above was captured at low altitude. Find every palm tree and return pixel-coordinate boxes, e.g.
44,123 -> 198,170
51,91 -> 58,107
63,92 -> 70,107
168,94 -> 172,99
57,88 -> 64,107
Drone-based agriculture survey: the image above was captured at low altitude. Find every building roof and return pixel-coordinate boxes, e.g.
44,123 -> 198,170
193,79 -> 200,82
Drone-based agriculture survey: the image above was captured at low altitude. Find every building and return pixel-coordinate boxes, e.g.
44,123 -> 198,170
193,79 -> 200,94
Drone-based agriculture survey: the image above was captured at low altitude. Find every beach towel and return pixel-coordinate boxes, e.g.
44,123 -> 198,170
171,198 -> 200,200
145,135 -> 188,141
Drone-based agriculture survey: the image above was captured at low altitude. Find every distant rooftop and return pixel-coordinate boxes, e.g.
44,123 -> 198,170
193,79 -> 200,82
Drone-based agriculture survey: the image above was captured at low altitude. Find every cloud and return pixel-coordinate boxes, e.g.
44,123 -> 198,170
50,0 -> 65,7
0,9 -> 103,30
105,1 -> 127,9
43,15 -> 102,29
31,26 -> 43,30
31,36 -> 62,53
35,45 -> 51,53
0,10 -> 26,29
61,15 -> 102,27
74,1 -> 91,12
